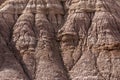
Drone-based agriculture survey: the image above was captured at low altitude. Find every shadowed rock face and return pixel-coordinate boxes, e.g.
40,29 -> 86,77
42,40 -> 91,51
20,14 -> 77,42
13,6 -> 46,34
0,0 -> 6,5
0,0 -> 120,80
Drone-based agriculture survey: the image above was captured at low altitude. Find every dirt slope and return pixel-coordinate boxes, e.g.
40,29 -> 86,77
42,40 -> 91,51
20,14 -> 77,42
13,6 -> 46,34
0,0 -> 120,80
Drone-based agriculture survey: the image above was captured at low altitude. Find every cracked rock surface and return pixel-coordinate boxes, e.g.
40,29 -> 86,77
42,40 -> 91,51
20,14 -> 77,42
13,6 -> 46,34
0,0 -> 120,80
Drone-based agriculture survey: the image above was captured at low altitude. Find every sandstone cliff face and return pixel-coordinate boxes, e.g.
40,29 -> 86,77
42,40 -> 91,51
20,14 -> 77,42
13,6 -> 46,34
0,0 -> 120,80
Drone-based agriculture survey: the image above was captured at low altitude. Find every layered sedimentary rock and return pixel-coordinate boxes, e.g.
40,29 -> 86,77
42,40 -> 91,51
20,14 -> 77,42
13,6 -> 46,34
0,0 -> 120,80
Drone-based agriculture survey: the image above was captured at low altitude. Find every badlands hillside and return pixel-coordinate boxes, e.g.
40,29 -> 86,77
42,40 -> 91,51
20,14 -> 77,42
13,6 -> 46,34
0,0 -> 120,80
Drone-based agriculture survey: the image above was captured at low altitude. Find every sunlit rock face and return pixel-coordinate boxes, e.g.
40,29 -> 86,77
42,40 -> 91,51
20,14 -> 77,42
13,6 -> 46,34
0,0 -> 120,80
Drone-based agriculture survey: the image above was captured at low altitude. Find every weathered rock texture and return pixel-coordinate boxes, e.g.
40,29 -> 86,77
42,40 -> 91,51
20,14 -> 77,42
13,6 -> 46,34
0,0 -> 120,80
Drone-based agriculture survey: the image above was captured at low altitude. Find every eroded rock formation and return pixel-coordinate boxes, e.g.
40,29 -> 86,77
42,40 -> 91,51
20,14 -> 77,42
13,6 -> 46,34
0,0 -> 120,80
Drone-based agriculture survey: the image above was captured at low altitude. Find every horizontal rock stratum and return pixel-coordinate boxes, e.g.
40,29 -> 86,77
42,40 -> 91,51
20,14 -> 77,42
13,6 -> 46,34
0,0 -> 120,80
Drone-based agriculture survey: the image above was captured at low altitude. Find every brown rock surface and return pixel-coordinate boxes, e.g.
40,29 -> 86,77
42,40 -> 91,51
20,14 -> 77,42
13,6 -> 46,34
0,0 -> 120,80
0,0 -> 6,5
